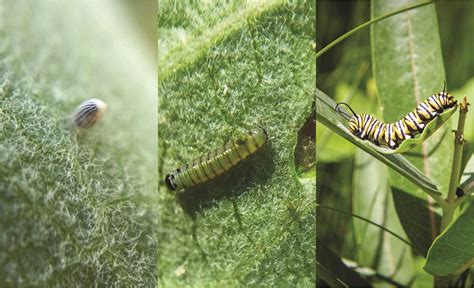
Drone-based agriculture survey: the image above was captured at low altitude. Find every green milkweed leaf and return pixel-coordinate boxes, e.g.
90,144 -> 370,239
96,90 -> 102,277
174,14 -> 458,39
0,1 -> 157,286
424,202 -> 474,276
423,154 -> 474,276
350,150 -> 415,285
158,1 -> 315,286
371,0 -> 454,257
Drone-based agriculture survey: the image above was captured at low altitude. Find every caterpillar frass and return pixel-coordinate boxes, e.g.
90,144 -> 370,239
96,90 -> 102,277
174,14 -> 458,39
336,88 -> 457,149
72,98 -> 108,129
165,127 -> 268,191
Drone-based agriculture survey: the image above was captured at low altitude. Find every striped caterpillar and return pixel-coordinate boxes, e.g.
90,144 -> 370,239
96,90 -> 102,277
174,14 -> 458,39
336,88 -> 457,149
165,127 -> 268,191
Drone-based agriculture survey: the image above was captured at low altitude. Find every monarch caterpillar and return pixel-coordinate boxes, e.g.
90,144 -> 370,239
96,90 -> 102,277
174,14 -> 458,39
336,87 -> 457,150
72,99 -> 107,129
165,127 -> 268,191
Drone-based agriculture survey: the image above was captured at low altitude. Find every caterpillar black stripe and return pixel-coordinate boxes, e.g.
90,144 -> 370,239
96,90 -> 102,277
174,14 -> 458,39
336,89 -> 457,149
165,127 -> 268,191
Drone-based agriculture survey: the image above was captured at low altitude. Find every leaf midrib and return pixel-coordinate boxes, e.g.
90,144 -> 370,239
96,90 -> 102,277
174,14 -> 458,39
404,10 -> 438,240
159,0 -> 284,80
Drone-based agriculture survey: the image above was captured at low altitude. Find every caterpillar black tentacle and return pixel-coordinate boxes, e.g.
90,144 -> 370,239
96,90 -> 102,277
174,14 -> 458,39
337,89 -> 457,149
165,127 -> 268,191
335,102 -> 357,121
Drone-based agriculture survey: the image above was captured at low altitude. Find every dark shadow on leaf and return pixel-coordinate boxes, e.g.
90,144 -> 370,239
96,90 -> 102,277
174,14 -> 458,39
192,220 -> 208,263
294,104 -> 316,175
231,199 -> 254,243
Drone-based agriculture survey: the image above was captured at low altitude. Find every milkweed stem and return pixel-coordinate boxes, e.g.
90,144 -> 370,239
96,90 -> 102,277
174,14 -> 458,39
441,96 -> 469,232
433,97 -> 469,288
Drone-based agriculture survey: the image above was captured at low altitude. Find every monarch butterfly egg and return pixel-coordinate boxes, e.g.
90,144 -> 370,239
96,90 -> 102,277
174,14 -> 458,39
72,98 -> 107,129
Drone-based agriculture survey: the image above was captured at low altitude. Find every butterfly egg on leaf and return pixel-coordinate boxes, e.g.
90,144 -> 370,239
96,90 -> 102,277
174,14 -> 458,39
165,127 -> 268,191
337,88 -> 457,150
72,99 -> 107,129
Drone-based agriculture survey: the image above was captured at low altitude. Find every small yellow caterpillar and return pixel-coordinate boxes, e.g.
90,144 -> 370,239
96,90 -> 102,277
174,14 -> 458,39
165,127 -> 268,191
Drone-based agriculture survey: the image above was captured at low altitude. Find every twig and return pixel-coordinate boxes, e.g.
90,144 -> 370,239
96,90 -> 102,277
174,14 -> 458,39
440,97 -> 470,232
435,96 -> 470,288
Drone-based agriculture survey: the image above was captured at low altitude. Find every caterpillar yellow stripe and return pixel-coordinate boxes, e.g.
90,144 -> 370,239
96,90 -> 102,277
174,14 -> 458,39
339,91 -> 457,149
165,127 -> 268,191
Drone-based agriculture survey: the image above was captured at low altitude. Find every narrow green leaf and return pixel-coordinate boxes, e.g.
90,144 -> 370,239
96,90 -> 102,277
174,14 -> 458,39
316,262 -> 349,288
351,150 -> 414,284
424,203 -> 474,276
371,0 -> 453,255
316,88 -> 441,198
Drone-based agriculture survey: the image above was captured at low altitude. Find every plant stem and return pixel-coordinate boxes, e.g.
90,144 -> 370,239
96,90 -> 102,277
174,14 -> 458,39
441,97 -> 469,232
439,206 -> 455,235
316,262 -> 347,287
315,1 -> 434,59
435,97 -> 469,288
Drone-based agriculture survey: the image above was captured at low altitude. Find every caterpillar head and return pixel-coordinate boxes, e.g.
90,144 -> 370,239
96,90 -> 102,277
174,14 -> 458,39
248,126 -> 268,148
444,93 -> 458,107
335,103 -> 361,136
347,115 -> 361,136
165,173 -> 178,191
439,80 -> 457,108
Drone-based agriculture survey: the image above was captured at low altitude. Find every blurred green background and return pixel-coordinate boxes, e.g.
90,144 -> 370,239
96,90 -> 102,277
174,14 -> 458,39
316,1 -> 473,286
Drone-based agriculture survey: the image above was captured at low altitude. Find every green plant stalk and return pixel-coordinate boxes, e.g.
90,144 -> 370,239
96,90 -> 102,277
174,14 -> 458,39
315,1 -> 434,59
441,97 -> 469,232
316,262 -> 348,287
433,97 -> 469,288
